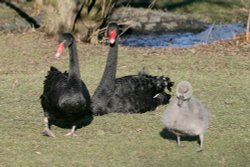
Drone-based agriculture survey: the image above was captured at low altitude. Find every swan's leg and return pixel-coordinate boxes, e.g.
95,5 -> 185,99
65,125 -> 78,136
196,134 -> 204,152
42,117 -> 55,137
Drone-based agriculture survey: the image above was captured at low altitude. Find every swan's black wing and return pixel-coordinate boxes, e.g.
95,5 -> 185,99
40,67 -> 90,122
41,67 -> 67,116
92,74 -> 173,115
111,74 -> 172,113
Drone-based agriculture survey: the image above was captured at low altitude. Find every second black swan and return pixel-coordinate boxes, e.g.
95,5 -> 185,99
91,22 -> 174,115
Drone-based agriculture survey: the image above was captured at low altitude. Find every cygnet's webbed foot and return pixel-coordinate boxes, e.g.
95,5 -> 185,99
195,147 -> 204,152
64,125 -> 77,137
177,143 -> 186,147
196,134 -> 204,152
42,127 -> 55,137
176,136 -> 186,147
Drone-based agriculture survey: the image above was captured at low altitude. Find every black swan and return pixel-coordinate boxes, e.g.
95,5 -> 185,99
162,81 -> 211,152
91,22 -> 174,115
40,33 -> 91,137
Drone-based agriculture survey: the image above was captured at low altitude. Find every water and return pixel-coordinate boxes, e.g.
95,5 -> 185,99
121,24 -> 246,48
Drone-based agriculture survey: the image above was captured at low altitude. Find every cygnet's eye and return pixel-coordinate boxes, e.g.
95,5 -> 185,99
177,95 -> 184,100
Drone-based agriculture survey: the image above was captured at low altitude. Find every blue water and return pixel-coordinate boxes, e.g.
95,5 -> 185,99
121,24 -> 245,48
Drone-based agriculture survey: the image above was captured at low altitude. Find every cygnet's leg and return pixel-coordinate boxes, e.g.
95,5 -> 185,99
42,117 -> 55,137
65,125 -> 78,136
177,135 -> 185,147
196,134 -> 204,152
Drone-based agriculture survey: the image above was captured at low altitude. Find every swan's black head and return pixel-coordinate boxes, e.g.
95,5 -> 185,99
55,33 -> 75,58
107,22 -> 118,46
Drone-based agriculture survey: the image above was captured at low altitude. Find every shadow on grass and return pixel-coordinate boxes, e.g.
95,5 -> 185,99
49,114 -> 93,130
3,1 -> 40,28
160,128 -> 199,144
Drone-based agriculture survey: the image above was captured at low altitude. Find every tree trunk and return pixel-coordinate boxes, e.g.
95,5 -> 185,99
73,0 -> 117,42
41,0 -> 78,35
41,0 -> 117,42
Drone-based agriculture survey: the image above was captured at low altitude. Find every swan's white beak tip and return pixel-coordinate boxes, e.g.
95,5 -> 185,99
110,39 -> 115,44
55,52 -> 61,58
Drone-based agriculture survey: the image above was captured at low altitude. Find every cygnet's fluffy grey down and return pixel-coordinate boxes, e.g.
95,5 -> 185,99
162,81 -> 211,152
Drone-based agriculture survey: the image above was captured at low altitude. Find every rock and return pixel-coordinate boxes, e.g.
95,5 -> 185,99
109,7 -> 207,35
145,23 -> 156,31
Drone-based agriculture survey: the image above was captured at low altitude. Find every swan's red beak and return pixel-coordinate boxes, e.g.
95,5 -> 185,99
55,41 -> 65,58
109,30 -> 117,44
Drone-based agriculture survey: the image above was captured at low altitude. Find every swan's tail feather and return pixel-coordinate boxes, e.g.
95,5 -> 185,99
153,75 -> 174,93
164,77 -> 174,92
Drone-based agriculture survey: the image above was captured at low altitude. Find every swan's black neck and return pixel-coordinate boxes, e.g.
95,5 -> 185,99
96,41 -> 118,92
68,42 -> 81,80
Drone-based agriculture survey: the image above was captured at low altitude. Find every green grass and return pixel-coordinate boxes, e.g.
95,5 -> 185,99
154,0 -> 250,23
0,32 -> 250,166
124,0 -> 250,23
1,0 -> 249,26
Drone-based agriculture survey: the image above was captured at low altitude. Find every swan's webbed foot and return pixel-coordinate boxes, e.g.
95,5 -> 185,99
65,131 -> 78,137
42,127 -> 55,137
65,125 -> 78,137
42,116 -> 55,137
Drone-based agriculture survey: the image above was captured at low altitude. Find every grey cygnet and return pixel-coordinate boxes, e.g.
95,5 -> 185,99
162,81 -> 211,152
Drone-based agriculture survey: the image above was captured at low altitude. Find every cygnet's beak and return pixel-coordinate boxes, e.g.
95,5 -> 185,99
177,96 -> 184,107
